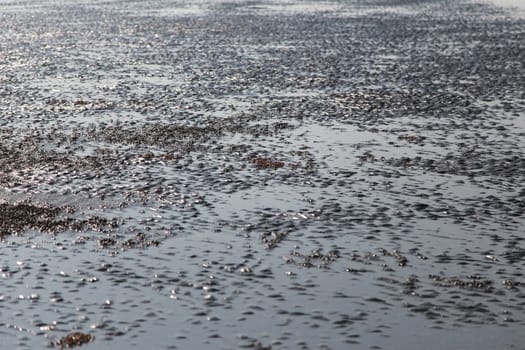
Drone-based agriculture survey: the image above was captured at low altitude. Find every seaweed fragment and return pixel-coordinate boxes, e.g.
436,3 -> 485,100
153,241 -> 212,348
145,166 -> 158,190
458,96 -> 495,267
286,248 -> 340,268
377,248 -> 409,267
122,232 -> 159,249
261,230 -> 288,249
251,157 -> 285,169
429,275 -> 494,291
56,332 -> 94,348
0,202 -> 116,237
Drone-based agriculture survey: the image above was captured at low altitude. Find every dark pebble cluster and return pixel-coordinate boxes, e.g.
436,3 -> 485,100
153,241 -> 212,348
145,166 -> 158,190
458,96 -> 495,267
0,0 -> 524,349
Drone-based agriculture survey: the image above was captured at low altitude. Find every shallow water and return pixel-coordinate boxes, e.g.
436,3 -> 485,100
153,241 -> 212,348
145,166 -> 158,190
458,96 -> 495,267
1,0 -> 524,349
487,0 -> 525,10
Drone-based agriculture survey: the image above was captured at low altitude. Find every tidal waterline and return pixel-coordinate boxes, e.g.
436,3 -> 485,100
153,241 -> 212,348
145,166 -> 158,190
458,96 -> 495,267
0,0 -> 524,349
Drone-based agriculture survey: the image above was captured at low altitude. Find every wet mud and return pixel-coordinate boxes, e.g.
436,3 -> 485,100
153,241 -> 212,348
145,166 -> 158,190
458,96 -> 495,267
0,0 -> 524,349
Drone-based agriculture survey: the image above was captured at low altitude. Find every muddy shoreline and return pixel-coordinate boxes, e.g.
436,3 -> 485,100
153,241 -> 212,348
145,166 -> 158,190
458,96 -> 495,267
1,0 -> 524,349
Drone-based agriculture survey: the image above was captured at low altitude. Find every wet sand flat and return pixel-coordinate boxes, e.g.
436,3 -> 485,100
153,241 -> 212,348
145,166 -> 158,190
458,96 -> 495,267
0,0 -> 524,349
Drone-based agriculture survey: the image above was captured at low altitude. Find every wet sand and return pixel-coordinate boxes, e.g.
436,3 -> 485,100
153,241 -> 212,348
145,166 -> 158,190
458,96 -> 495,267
0,0 -> 524,349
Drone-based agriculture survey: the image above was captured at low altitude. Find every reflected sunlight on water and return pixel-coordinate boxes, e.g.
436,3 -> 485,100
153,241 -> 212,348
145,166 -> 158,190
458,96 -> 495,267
486,0 -> 525,11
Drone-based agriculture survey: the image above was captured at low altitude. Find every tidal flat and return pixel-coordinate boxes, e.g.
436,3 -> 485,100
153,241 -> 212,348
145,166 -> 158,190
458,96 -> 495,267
0,0 -> 524,349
